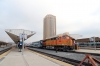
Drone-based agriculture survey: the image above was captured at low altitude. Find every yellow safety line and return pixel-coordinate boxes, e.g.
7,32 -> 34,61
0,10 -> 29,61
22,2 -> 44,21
0,47 -> 13,59
27,49 -> 73,66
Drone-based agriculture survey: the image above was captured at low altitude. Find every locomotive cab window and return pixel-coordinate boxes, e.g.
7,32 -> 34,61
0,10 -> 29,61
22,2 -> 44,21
56,37 -> 58,40
62,36 -> 66,39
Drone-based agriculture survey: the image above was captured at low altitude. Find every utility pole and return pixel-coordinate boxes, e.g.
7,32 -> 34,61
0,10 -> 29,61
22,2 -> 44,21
22,31 -> 27,55
19,31 -> 25,55
22,31 -> 25,55
93,36 -> 96,51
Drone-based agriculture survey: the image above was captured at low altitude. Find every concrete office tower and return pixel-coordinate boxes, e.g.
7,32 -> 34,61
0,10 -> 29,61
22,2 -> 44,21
43,14 -> 56,39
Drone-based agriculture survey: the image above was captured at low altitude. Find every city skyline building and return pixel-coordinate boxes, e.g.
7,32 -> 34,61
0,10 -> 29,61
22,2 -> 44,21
43,14 -> 56,39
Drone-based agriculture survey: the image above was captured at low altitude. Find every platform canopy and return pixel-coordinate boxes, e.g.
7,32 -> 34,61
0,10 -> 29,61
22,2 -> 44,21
68,34 -> 82,40
0,41 -> 8,45
5,29 -> 36,44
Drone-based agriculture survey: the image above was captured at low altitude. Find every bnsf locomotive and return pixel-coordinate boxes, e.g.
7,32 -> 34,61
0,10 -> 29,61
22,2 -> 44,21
40,33 -> 76,51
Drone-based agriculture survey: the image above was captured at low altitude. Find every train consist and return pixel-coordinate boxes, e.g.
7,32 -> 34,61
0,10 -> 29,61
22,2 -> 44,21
79,42 -> 100,48
30,32 -> 77,51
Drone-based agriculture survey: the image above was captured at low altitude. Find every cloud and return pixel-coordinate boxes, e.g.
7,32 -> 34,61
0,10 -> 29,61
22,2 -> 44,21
0,0 -> 100,43
91,7 -> 100,16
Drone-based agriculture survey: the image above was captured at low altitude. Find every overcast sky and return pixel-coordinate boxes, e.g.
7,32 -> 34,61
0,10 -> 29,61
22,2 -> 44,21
0,0 -> 100,43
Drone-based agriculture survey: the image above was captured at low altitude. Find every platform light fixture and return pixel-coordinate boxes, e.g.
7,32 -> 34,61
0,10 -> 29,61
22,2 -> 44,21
90,36 -> 96,51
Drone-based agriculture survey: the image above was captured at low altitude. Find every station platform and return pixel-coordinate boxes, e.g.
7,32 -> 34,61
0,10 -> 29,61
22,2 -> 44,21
75,49 -> 100,54
0,47 -> 73,66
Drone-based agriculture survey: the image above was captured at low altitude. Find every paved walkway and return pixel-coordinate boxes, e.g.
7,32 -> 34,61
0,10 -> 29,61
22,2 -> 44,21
0,48 -> 72,66
75,49 -> 100,54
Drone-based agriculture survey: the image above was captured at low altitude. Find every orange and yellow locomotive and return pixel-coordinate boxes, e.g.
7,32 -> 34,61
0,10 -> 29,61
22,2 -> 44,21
42,32 -> 75,51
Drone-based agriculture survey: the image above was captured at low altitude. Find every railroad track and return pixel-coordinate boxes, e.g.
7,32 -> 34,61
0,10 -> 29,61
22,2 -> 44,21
0,47 -> 12,55
28,48 -> 100,66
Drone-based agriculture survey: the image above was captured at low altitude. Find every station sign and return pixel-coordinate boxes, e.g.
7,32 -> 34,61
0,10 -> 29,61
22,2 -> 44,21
19,33 -> 27,40
19,33 -> 22,39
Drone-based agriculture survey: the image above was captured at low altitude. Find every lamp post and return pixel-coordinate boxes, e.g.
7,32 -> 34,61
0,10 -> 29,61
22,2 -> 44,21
93,36 -> 96,51
22,31 -> 28,55
22,31 -> 24,55
19,30 -> 25,55
90,37 -> 96,51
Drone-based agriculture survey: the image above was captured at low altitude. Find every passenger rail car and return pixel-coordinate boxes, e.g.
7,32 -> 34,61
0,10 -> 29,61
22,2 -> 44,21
79,42 -> 100,48
31,41 -> 42,48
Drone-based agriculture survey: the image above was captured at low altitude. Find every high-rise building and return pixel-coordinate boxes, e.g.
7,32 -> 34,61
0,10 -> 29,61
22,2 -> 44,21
43,14 -> 56,39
